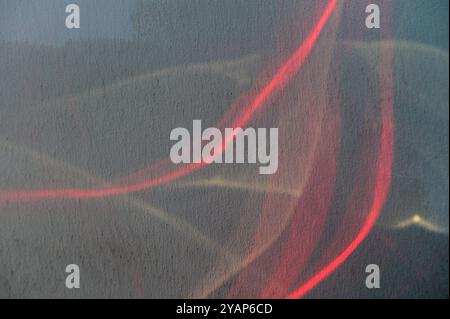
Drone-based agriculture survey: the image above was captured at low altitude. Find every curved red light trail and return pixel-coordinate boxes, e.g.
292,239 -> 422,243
286,7 -> 395,296
0,0 -> 338,203
287,102 -> 394,298
1,0 -> 395,301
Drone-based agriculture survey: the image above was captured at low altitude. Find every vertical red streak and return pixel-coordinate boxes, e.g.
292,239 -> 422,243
286,29 -> 395,299
287,113 -> 393,299
259,107 -> 341,299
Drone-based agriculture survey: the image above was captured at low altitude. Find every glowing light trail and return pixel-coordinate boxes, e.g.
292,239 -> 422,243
286,29 -> 395,298
0,0 -> 338,204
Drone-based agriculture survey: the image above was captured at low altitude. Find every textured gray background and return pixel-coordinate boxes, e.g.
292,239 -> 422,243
0,0 -> 448,298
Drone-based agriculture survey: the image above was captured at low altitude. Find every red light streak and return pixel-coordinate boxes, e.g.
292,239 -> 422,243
0,0 -> 338,204
286,18 -> 395,297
